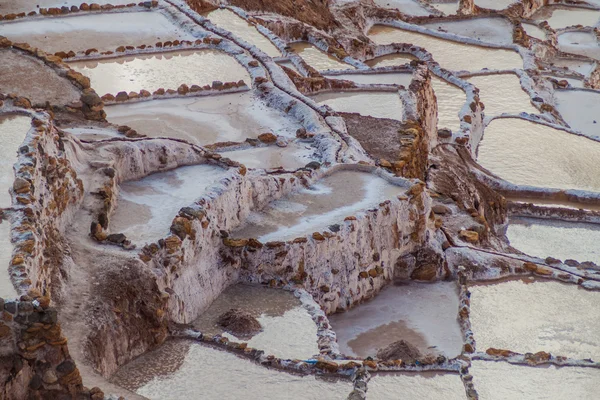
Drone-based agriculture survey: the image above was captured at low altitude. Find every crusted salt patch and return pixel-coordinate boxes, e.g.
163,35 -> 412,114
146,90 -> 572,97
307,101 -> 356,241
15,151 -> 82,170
312,91 -> 404,120
369,372 -> 466,400
471,360 -> 600,400
0,115 -> 31,208
508,217 -> 600,265
470,279 -> 600,360
477,118 -> 600,192
369,25 -> 523,72
106,92 -> 302,145
110,164 -> 228,245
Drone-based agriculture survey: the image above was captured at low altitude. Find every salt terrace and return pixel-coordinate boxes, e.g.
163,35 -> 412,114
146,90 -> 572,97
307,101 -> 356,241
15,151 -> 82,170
1,0 -> 600,399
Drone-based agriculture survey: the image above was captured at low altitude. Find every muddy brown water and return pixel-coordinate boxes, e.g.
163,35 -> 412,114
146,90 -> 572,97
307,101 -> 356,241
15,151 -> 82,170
328,282 -> 464,359
193,284 -> 319,360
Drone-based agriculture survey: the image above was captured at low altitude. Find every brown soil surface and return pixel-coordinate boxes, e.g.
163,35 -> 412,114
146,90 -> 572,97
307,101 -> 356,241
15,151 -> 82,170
0,49 -> 80,106
342,113 -> 405,162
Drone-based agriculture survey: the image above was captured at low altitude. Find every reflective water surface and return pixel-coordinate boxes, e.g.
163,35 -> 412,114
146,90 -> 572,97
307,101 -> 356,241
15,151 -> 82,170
369,25 -> 523,72
328,282 -> 463,358
233,171 -> 402,242
467,73 -> 537,116
112,340 -> 352,399
289,42 -> 354,71
70,50 -> 250,95
106,92 -> 301,145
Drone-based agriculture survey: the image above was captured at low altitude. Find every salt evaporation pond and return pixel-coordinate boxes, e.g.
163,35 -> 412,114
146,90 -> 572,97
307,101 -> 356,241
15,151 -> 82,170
471,361 -> 600,400
328,282 -> 464,358
111,340 -> 352,400
324,72 -> 413,86
193,284 -> 319,360
557,31 -> 600,60
423,17 -> 515,46
534,7 -> 600,30
69,50 -> 250,96
1,0 -> 132,13
110,164 -> 227,245
0,115 -> 30,208
312,91 -> 403,120
62,127 -> 121,141
106,92 -> 301,145
551,58 -> 595,77
522,23 -> 546,41
507,217 -> 600,265
432,2 -> 459,15
545,75 -> 584,88
220,143 -> 315,170
232,170 -> 402,242
470,279 -> 600,360
467,73 -> 537,116
204,8 -> 281,58
554,90 -> 600,139
431,77 -> 465,132
373,0 -> 431,15
366,53 -> 417,68
0,12 -> 193,54
369,372 -> 466,400
0,218 -> 16,299
477,118 -> 600,191
289,42 -> 354,71
369,26 -> 523,72
474,0 -> 517,10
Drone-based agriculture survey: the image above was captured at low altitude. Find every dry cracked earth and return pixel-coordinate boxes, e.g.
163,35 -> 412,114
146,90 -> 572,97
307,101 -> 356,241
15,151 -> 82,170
1,0 -> 600,399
